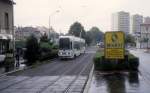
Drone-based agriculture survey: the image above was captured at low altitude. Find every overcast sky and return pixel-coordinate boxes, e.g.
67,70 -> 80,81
14,0 -> 150,33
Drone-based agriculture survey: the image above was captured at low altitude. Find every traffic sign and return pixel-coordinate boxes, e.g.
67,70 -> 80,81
104,31 -> 125,59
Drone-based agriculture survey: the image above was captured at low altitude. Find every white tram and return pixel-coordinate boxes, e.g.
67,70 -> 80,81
58,36 -> 85,59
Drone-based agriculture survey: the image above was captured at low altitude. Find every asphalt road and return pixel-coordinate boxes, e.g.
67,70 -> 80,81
0,46 -> 97,93
130,49 -> 150,82
9,46 -> 97,76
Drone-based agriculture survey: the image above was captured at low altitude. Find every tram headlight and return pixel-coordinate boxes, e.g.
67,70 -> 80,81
59,52 -> 62,55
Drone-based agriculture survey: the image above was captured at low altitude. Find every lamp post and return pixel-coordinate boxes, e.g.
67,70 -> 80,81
48,10 -> 60,40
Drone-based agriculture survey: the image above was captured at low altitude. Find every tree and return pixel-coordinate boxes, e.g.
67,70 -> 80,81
68,22 -> 86,39
125,34 -> 136,47
40,33 -> 49,42
24,35 -> 40,66
85,31 -> 93,45
86,27 -> 104,45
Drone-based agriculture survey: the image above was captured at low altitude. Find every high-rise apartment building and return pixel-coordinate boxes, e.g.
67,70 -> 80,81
111,11 -> 130,34
144,17 -> 150,24
130,14 -> 143,35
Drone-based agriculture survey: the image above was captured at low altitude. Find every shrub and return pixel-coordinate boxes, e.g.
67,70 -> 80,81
52,45 -> 59,49
40,42 -> 52,49
39,49 -> 58,61
4,50 -> 15,72
128,54 -> 139,70
93,50 -> 139,71
24,35 -> 40,66
39,41 -> 58,61
15,40 -> 26,48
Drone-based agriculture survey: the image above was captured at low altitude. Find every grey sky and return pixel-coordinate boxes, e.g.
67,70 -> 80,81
14,0 -> 150,33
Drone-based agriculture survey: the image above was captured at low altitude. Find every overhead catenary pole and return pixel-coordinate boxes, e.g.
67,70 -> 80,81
49,16 -> 51,39
48,10 -> 60,40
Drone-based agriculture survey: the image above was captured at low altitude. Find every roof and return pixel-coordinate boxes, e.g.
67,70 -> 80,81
0,0 -> 15,5
59,35 -> 85,42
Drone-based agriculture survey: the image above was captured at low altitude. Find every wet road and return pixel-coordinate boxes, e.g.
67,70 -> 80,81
0,46 -> 97,93
89,49 -> 150,93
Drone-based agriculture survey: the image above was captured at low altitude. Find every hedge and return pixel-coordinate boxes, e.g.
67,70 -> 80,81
39,49 -> 58,61
93,50 -> 139,71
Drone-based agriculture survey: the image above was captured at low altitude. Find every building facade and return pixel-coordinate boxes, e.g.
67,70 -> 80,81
15,27 -> 42,41
0,0 -> 14,54
130,14 -> 143,48
111,11 -> 130,34
144,17 -> 150,24
139,24 -> 150,48
131,14 -> 143,35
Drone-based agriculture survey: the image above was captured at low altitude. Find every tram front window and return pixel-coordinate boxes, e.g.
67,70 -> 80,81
59,38 -> 71,50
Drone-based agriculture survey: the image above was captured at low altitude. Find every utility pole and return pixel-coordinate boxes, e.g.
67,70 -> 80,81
48,10 -> 60,40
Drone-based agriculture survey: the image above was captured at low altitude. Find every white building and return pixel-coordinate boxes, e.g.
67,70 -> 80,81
131,14 -> 143,35
144,17 -> 150,24
112,11 -> 130,34
139,24 -> 150,49
15,27 -> 42,41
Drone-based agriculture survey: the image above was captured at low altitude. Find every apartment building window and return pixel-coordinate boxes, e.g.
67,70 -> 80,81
4,12 -> 9,30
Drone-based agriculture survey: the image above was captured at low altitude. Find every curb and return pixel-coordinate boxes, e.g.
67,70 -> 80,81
83,65 -> 94,93
0,67 -> 27,77
0,58 -> 57,77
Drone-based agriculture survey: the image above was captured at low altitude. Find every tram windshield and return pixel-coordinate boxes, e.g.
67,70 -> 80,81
59,38 -> 71,50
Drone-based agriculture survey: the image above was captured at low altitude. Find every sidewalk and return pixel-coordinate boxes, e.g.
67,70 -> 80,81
0,59 -> 26,75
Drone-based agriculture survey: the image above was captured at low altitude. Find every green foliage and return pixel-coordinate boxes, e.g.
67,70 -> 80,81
141,38 -> 149,43
51,44 -> 59,49
4,50 -> 15,72
86,27 -> 104,45
15,40 -> 26,48
68,22 -> 86,39
93,50 -> 139,71
40,33 -> 49,42
40,42 -> 52,50
125,34 -> 136,46
68,22 -> 104,45
39,41 -> 58,61
128,53 -> 139,70
24,35 -> 40,66
39,50 -> 58,61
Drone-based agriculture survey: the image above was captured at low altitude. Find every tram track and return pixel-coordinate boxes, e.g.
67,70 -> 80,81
63,54 -> 93,93
0,47 -> 97,93
38,53 -> 91,93
0,53 -> 90,92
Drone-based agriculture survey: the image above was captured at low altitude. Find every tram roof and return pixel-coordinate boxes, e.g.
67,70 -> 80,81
59,35 -> 85,42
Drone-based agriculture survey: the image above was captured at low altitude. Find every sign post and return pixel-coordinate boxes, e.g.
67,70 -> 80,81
105,31 -> 125,59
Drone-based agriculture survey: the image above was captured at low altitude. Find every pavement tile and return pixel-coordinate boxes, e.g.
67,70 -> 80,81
0,76 -> 16,83
0,76 -> 29,90
0,76 -> 88,93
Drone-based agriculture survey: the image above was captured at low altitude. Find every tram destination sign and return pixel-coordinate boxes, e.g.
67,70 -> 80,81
104,31 -> 125,59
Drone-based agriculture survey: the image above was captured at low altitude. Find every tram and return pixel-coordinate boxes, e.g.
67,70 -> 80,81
58,36 -> 85,59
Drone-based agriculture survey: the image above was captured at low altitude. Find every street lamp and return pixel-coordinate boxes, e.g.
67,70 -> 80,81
49,10 -> 60,40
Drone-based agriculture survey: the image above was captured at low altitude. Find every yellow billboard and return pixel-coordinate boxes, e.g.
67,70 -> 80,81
105,31 -> 125,59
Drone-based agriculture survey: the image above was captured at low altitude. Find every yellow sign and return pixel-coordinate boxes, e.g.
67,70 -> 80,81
105,31 -> 125,59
